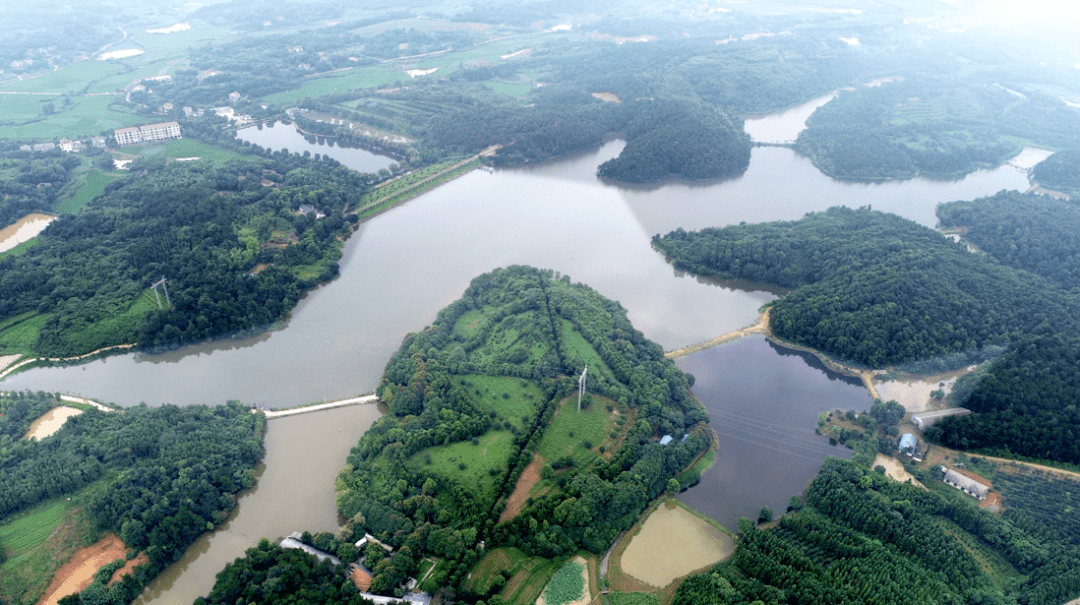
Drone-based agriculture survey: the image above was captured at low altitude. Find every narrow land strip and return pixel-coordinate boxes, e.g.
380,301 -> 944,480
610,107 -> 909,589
664,307 -> 882,400
260,394 -> 379,419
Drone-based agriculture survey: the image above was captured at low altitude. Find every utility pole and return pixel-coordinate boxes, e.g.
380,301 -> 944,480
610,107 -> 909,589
151,276 -> 172,310
578,365 -> 587,411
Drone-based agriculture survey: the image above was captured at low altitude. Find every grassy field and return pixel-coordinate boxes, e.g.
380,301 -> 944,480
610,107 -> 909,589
162,138 -> 257,162
0,95 -> 142,139
561,320 -> 615,382
411,430 -> 514,498
55,289 -> 158,354
0,486 -> 104,605
0,312 -> 51,356
262,66 -> 412,105
0,238 -> 41,261
609,592 -> 661,605
56,168 -> 127,214
458,375 -> 543,430
469,547 -> 558,605
538,396 -> 624,468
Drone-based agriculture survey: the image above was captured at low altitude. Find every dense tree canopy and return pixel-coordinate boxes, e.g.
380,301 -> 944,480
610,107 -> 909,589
337,266 -> 708,596
0,152 -> 368,357
0,399 -> 264,605
672,457 -> 1080,605
938,190 -> 1080,290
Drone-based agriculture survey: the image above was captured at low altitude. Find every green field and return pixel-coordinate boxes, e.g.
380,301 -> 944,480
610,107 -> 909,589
608,592 -> 661,605
538,396 -> 623,467
0,238 -> 40,261
0,95 -> 141,139
0,312 -> 51,356
57,168 -> 126,214
458,375 -> 542,430
262,67 -> 412,105
469,547 -> 558,605
485,81 -> 534,97
0,488 -> 102,605
541,559 -> 585,605
51,289 -> 159,354
162,138 -> 256,162
411,430 -> 515,497
561,320 -> 615,381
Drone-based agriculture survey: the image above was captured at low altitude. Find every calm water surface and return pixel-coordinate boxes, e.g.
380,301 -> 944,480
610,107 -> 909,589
2,141 -> 1030,407
236,121 -> 396,174
676,336 -> 866,531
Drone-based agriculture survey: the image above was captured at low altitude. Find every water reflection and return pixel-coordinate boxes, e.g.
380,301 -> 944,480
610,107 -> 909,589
676,335 -> 867,531
236,121 -> 396,174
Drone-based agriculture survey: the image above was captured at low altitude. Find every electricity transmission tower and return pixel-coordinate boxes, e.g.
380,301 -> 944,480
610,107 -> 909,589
151,276 -> 172,310
578,365 -> 588,411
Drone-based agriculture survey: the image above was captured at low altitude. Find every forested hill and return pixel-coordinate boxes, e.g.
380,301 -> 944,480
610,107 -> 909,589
1031,150 -> 1080,197
938,190 -> 1080,290
654,207 -> 1076,368
654,207 -> 1080,465
0,395 -> 263,605
0,153 -> 368,358
336,266 -> 709,597
671,457 -> 1080,605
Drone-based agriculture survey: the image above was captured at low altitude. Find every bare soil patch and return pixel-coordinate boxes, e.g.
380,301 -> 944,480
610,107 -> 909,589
873,453 -> 926,489
980,491 -> 1003,513
23,406 -> 83,441
500,454 -> 543,523
108,552 -> 148,585
37,533 -> 126,605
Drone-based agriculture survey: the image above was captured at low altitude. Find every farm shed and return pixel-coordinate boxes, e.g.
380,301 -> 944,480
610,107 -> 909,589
942,467 -> 990,500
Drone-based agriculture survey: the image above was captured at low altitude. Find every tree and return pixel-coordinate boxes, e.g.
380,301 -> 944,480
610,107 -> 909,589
667,478 -> 681,493
758,505 -> 773,523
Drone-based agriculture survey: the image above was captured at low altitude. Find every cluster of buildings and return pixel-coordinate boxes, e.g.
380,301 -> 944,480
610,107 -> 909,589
279,532 -> 430,605
113,121 -> 181,146
19,137 -> 107,153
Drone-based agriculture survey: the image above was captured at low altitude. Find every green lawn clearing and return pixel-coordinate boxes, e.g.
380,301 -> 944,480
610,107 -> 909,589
411,430 -> 514,497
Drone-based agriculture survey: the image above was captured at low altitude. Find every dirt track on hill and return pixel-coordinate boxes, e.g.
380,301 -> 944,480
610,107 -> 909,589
37,534 -> 126,605
500,454 -> 543,523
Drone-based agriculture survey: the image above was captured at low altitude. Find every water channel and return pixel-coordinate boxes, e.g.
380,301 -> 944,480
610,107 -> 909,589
1,94 -> 1038,601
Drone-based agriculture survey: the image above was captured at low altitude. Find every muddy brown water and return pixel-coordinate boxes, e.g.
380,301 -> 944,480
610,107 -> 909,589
620,502 -> 733,587
135,404 -> 382,605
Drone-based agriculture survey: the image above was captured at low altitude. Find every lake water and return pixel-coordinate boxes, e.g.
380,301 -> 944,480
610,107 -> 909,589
675,336 -> 865,531
235,121 -> 397,174
0,93 -> 1038,601
1,142 -> 1030,408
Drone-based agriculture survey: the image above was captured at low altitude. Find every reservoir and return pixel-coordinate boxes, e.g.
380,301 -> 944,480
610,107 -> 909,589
675,336 -> 864,531
0,93 -> 1037,602
1,142 -> 1030,407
